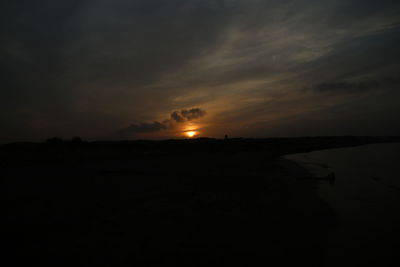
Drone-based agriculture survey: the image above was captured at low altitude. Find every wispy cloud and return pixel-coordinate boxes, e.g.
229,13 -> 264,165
1,0 -> 400,141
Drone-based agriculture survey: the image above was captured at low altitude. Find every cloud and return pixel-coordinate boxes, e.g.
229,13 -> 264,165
181,108 -> 207,120
310,75 -> 400,95
121,107 -> 207,135
171,108 -> 207,122
314,81 -> 379,93
171,111 -> 185,123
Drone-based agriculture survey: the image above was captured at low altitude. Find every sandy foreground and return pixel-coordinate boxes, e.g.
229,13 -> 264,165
4,147 -> 342,267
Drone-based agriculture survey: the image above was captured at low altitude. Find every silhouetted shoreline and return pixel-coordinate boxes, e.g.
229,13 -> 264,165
1,136 -> 400,164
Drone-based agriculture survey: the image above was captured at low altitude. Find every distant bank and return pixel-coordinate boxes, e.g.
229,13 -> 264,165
1,136 -> 400,163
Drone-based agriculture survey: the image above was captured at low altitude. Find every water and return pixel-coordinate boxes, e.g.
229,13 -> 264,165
285,143 -> 400,266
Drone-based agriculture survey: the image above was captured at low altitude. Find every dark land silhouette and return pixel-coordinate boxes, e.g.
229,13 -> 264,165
3,136 -> 400,266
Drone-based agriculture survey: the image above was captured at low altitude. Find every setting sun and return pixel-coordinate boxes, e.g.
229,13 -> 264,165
185,131 -> 198,138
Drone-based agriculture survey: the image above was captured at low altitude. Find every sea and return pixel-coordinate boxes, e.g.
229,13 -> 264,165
285,142 -> 400,266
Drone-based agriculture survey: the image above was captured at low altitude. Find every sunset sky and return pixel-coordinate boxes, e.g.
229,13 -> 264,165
1,0 -> 400,142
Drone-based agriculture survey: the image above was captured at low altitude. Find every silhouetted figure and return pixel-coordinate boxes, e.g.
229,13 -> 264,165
224,134 -> 228,141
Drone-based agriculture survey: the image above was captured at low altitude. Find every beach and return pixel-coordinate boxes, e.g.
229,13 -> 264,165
3,137 -> 399,266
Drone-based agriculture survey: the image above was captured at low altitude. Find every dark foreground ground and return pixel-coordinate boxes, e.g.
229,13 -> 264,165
2,136 -> 400,266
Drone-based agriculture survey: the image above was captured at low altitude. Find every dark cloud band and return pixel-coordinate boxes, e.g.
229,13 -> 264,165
171,108 -> 207,122
122,108 -> 206,134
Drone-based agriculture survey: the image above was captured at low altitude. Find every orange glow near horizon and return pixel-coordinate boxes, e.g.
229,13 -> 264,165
185,131 -> 198,138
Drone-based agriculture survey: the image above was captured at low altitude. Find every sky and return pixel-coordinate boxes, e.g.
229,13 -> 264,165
1,0 -> 400,142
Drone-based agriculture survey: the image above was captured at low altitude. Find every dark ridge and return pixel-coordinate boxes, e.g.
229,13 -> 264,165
1,136 -> 399,165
